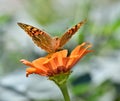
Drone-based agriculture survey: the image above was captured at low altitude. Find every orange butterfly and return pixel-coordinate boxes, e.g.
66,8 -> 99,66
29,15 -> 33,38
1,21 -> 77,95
17,19 -> 86,53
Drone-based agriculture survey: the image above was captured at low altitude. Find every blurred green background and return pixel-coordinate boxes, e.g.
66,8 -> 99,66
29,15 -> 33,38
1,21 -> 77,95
0,0 -> 120,101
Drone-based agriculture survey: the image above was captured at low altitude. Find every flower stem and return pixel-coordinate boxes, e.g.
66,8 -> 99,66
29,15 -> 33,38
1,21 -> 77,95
49,72 -> 71,101
59,83 -> 70,101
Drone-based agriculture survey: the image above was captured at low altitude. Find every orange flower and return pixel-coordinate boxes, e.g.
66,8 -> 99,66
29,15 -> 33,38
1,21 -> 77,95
20,42 -> 92,77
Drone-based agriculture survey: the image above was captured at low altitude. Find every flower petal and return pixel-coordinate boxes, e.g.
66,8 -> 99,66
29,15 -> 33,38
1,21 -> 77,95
52,50 -> 68,58
20,59 -> 49,76
66,55 -> 79,70
70,42 -> 86,56
77,43 -> 92,58
32,57 -> 48,66
26,67 -> 47,77
67,43 -> 93,70
20,59 -> 34,67
50,50 -> 68,66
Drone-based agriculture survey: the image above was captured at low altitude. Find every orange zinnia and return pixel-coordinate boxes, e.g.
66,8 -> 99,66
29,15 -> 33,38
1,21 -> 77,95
20,42 -> 92,77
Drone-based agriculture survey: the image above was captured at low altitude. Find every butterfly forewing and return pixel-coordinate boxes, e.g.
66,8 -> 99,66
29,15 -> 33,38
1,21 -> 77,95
18,19 -> 86,53
17,23 -> 53,53
59,19 -> 86,48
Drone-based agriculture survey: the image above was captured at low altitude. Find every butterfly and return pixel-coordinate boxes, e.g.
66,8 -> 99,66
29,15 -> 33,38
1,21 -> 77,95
17,19 -> 86,53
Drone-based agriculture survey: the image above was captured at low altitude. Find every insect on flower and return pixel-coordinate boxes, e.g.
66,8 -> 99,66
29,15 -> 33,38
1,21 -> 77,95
17,19 -> 86,53
20,42 -> 92,77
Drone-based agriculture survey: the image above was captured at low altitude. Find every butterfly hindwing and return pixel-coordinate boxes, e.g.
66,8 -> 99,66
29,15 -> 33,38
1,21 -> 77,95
59,19 -> 86,48
17,23 -> 53,53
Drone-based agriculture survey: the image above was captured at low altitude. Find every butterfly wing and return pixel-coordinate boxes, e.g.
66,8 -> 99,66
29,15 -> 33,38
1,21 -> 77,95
17,23 -> 53,53
59,19 -> 86,48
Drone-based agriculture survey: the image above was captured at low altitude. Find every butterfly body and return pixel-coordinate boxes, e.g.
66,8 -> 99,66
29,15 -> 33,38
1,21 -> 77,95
18,19 -> 86,53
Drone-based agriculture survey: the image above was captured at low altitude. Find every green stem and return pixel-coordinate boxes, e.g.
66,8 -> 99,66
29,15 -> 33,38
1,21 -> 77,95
49,72 -> 71,101
59,83 -> 70,101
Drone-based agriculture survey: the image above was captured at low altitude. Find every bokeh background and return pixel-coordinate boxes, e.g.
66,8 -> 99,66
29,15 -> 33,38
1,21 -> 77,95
0,0 -> 120,101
